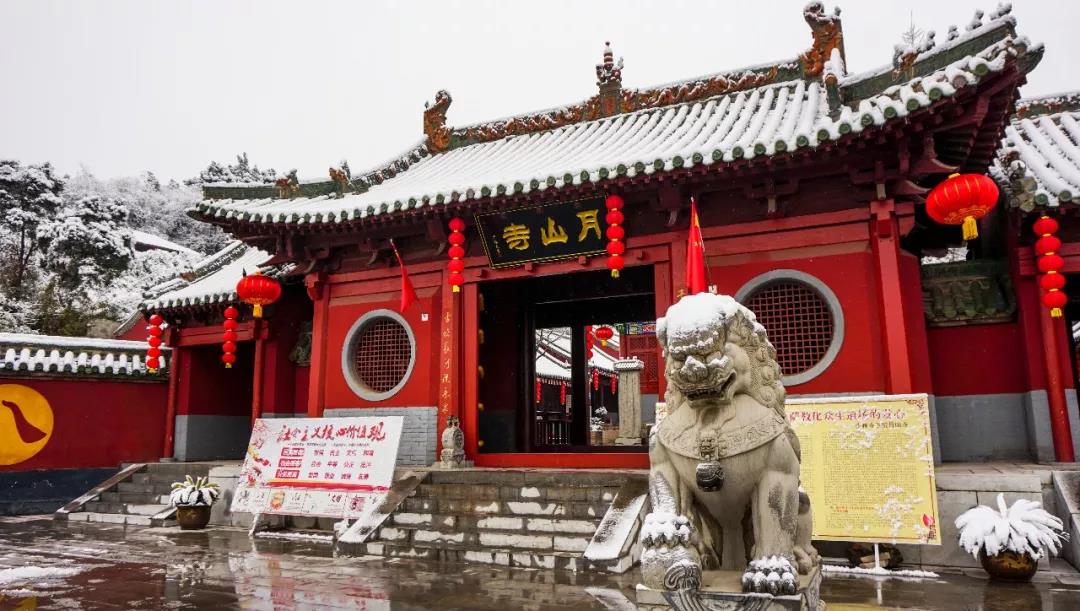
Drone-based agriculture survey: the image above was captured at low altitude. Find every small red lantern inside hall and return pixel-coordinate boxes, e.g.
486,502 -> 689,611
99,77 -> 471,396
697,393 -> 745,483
236,271 -> 281,318
925,173 -> 1000,241
594,325 -> 614,347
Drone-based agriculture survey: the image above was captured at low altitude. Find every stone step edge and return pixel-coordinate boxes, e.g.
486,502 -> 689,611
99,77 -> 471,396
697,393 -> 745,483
339,539 -> 632,572
383,520 -> 600,535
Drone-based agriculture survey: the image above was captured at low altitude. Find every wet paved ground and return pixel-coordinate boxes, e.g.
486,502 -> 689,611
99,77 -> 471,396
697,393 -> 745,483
2,516 -> 1080,610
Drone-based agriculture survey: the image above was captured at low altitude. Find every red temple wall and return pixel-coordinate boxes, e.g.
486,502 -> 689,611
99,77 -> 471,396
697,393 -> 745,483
705,241 -> 890,395
0,377 -> 166,471
926,322 -> 1028,396
176,342 -> 255,417
321,272 -> 443,411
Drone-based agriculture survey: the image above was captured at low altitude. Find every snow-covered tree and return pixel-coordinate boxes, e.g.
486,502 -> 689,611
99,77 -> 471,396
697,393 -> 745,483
38,194 -> 131,294
187,152 -> 276,186
0,160 -> 64,295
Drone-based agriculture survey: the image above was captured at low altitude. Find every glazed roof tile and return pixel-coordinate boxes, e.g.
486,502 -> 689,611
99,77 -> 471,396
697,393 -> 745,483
994,91 -> 1080,211
0,333 -> 169,377
141,241 -> 288,311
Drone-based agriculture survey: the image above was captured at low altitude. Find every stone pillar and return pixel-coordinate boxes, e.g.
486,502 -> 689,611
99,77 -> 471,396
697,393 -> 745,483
614,358 -> 645,445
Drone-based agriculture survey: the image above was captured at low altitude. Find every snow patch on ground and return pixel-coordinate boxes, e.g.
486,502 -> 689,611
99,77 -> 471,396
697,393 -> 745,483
0,565 -> 84,586
822,564 -> 939,578
254,531 -> 334,543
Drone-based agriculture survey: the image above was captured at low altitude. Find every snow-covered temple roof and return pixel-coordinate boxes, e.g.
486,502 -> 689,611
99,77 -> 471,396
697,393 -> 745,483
535,327 -> 621,381
190,4 -> 1039,233
994,91 -> 1080,211
129,229 -> 199,257
0,333 -> 169,377
141,241 -> 290,312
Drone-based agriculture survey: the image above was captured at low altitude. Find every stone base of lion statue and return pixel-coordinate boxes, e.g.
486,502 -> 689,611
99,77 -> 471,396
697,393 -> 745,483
639,292 -> 820,603
636,566 -> 823,610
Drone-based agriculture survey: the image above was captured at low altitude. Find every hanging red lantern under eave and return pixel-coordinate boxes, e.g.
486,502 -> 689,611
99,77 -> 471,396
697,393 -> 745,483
448,217 -> 466,293
1034,214 -> 1068,318
605,194 -> 625,278
595,325 -> 614,347
236,271 -> 281,318
222,306 -> 239,368
146,313 -> 163,373
925,173 -> 1000,241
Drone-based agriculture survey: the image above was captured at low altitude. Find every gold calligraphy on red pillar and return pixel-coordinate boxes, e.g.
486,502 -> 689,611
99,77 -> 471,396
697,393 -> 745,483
437,310 -> 454,417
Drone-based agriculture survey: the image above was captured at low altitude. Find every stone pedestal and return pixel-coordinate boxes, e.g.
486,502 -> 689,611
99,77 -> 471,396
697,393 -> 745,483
614,358 -> 645,445
436,416 -> 473,469
636,567 -> 822,611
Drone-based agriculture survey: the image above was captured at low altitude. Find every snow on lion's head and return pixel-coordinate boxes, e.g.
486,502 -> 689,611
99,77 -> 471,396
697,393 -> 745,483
656,292 -> 785,413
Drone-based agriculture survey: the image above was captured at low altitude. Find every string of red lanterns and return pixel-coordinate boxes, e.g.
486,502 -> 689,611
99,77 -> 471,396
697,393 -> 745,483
585,325 -> 594,361
535,380 -> 542,403
611,374 -> 617,394
222,306 -> 239,368
925,173 -> 999,241
448,218 -> 466,293
592,368 -> 600,391
146,313 -> 163,374
1034,215 -> 1067,318
605,194 -> 625,277
559,381 -> 567,406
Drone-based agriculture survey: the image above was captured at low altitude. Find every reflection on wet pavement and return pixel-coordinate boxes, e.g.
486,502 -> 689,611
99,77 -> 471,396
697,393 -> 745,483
1,516 -> 1080,609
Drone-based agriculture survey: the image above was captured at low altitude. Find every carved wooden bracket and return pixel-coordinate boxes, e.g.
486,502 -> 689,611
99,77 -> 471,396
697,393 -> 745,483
304,271 -> 327,301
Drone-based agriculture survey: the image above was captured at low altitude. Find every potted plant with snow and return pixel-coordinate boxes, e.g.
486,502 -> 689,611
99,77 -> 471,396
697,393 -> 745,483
170,475 -> 220,530
956,493 -> 1068,581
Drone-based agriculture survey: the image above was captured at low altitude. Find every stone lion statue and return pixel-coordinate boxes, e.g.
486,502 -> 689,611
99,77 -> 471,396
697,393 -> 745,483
640,292 -> 819,595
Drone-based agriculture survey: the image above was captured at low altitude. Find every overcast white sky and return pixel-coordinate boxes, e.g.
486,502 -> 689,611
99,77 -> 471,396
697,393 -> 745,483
1,1 -> 1077,181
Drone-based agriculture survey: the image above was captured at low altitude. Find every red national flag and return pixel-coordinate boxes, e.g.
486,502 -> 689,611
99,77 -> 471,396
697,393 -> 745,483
390,239 -> 417,312
686,198 -> 707,295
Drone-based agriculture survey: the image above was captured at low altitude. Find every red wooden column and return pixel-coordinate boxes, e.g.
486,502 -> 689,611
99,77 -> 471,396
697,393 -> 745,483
1039,302 -> 1075,461
436,268 -> 463,456
305,272 -> 329,418
870,199 -> 914,394
162,333 -> 182,459
462,282 -> 480,459
251,319 -> 266,426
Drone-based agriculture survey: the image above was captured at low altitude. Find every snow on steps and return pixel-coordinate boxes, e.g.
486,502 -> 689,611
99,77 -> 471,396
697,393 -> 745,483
54,461 -> 230,528
338,469 -> 647,573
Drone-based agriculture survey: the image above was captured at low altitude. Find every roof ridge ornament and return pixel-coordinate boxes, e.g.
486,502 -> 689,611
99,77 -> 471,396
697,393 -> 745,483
424,90 -> 453,153
596,41 -> 625,117
799,2 -> 845,78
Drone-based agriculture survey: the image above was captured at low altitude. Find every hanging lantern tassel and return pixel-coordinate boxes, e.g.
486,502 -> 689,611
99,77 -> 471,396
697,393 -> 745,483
236,271 -> 282,319
605,194 -> 626,278
448,217 -> 466,293
1034,215 -> 1067,318
925,173 -> 1000,241
146,313 -> 164,374
222,306 -> 239,368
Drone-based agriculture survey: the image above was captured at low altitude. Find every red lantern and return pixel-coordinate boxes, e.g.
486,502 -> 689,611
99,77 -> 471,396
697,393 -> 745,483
605,194 -> 625,277
236,271 -> 281,318
595,325 -> 614,347
592,368 -> 600,390
925,173 -> 999,241
559,381 -> 567,406
448,217 -> 466,293
585,325 -> 594,360
1034,214 -> 1068,318
222,305 -> 239,368
535,379 -> 542,403
146,313 -> 164,373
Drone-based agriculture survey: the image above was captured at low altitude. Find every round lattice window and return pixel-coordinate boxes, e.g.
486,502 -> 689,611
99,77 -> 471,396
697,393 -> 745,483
735,270 -> 844,385
341,310 -> 416,401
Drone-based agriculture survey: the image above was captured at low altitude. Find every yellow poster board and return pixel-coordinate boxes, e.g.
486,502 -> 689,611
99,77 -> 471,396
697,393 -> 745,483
786,394 -> 940,545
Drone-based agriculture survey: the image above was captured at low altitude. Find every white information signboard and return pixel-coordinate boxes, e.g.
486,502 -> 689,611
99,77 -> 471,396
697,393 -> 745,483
230,416 -> 403,522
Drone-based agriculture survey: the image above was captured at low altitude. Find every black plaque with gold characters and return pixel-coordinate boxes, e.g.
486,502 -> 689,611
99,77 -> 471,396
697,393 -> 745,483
474,198 -> 609,268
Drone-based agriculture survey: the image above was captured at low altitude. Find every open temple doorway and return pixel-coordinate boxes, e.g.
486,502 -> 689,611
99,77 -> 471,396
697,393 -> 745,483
476,266 -> 656,454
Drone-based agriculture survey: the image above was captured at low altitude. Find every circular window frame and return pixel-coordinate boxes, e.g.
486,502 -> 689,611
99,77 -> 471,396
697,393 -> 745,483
341,309 -> 417,401
734,269 -> 844,386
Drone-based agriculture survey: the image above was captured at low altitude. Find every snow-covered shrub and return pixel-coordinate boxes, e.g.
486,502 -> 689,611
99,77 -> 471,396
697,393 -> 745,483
169,475 -> 220,507
591,405 -> 609,432
956,493 -> 1068,559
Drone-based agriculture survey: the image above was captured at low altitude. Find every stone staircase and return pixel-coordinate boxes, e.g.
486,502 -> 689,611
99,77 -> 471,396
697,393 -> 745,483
337,469 -> 646,572
55,462 -> 227,526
